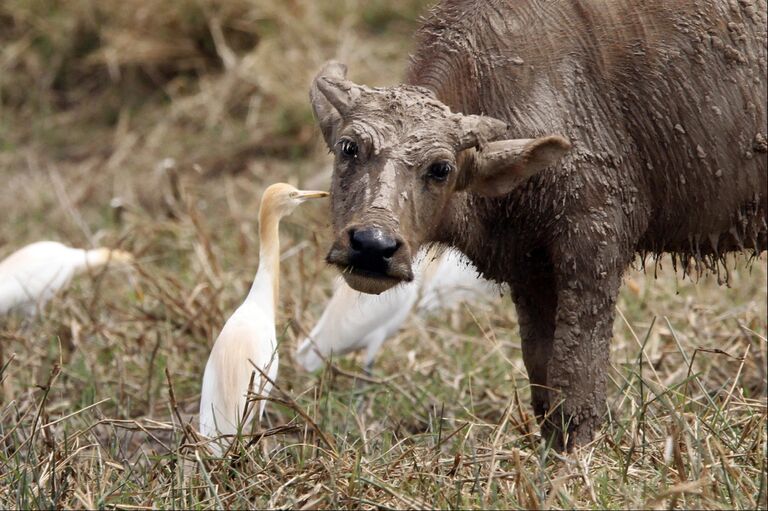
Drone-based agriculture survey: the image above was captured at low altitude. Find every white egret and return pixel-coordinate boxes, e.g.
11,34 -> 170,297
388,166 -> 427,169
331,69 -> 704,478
0,241 -> 133,316
198,183 -> 328,455
294,246 -> 500,373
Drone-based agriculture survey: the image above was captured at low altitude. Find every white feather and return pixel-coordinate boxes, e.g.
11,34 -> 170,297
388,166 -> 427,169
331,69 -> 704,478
198,301 -> 278,454
294,276 -> 420,372
416,248 -> 499,313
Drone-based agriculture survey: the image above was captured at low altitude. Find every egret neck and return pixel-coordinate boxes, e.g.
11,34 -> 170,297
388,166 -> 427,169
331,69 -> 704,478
247,206 -> 281,319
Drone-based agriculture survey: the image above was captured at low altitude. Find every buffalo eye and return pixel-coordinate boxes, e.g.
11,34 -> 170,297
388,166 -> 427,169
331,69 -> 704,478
427,161 -> 453,182
338,138 -> 358,158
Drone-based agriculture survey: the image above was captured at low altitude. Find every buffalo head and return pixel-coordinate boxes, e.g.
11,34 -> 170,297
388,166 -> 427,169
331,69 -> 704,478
311,61 -> 570,294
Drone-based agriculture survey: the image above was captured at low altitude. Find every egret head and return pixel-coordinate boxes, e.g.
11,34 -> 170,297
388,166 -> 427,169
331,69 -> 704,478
86,248 -> 134,268
260,183 -> 329,219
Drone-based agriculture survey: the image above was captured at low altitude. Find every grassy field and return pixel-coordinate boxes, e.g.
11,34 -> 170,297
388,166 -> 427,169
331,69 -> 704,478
1,1 -> 766,509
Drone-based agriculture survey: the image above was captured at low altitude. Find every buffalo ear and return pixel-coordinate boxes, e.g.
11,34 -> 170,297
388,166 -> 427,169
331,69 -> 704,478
310,61 -> 361,147
457,135 -> 571,197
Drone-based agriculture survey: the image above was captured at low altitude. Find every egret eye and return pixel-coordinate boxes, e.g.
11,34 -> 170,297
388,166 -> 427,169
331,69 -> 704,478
427,161 -> 453,182
339,138 -> 358,158
289,191 -> 298,198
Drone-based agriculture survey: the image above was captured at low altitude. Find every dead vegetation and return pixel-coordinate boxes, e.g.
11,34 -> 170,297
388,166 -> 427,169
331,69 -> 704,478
0,1 -> 766,509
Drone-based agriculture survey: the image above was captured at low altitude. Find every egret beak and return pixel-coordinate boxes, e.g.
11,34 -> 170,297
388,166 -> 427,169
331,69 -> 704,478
296,190 -> 329,200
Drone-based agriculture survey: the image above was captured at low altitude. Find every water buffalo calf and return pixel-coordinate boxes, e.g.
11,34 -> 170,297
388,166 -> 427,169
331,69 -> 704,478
310,0 -> 767,450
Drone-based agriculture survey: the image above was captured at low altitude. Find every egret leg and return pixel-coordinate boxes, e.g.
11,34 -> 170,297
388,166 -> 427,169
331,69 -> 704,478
362,360 -> 374,377
362,329 -> 388,377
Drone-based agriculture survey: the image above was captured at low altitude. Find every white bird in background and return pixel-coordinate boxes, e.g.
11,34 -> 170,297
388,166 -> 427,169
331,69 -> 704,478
0,241 -> 133,317
199,183 -> 328,455
294,246 -> 501,374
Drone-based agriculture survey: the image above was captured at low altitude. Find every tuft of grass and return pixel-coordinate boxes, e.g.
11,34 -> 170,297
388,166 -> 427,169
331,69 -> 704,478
1,1 -> 766,509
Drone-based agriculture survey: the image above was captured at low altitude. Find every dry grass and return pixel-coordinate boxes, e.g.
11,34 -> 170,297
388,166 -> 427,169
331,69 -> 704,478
1,1 -> 766,509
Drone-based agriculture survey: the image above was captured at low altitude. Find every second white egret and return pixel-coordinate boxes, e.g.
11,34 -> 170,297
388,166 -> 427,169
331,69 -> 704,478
294,246 -> 500,373
0,241 -> 133,317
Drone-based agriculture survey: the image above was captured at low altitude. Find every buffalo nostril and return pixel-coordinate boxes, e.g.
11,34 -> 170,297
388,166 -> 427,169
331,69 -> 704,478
349,228 -> 363,251
381,240 -> 400,259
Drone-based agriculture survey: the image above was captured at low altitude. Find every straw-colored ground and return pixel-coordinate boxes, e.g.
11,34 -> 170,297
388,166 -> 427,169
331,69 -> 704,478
1,1 -> 766,509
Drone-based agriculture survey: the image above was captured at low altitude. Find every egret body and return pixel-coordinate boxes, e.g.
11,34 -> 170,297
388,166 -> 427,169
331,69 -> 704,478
0,241 -> 133,316
199,183 -> 327,454
294,247 -> 499,373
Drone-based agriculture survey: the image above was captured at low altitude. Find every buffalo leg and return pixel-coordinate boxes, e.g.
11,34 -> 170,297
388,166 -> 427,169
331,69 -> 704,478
509,255 -> 557,427
544,236 -> 626,450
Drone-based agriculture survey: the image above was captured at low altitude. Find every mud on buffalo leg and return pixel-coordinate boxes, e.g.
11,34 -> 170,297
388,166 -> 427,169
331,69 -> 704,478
544,221 -> 629,451
509,252 -> 557,427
